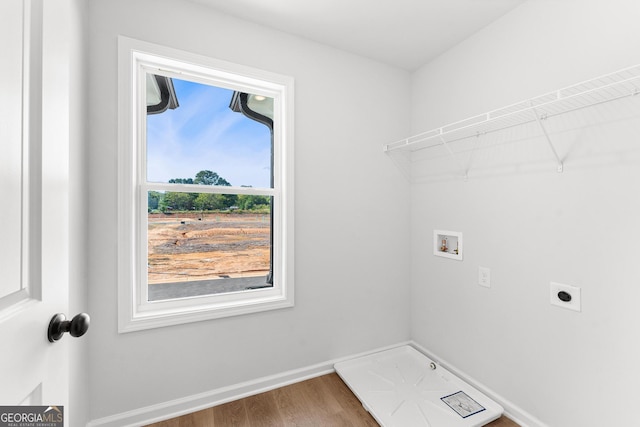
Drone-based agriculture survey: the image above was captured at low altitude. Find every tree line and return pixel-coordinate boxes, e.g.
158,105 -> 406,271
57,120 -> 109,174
148,170 -> 270,213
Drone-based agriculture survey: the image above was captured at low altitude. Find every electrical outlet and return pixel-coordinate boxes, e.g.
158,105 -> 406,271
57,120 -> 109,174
478,267 -> 491,288
550,282 -> 581,312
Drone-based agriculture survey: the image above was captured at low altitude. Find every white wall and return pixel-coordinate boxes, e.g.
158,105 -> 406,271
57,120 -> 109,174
410,1 -> 640,426
86,0 -> 411,421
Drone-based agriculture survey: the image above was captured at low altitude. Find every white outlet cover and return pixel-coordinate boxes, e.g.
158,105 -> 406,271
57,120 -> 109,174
478,267 -> 491,288
550,282 -> 581,312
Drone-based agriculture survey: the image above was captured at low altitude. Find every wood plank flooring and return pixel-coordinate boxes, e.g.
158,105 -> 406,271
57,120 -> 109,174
144,373 -> 520,427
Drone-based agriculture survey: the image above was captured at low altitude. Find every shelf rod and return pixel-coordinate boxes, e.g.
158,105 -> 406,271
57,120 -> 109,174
400,86 -> 639,152
532,106 -> 563,173
385,68 -> 640,153
439,135 -> 468,181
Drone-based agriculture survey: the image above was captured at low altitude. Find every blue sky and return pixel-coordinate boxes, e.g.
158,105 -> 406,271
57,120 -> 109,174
146,77 -> 272,188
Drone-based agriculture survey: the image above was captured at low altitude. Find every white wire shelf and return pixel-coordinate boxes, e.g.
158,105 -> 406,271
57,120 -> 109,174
384,64 -> 640,159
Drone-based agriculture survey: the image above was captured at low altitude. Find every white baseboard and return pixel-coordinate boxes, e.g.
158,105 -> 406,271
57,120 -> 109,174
409,340 -> 548,427
87,340 -> 544,427
86,341 -> 411,427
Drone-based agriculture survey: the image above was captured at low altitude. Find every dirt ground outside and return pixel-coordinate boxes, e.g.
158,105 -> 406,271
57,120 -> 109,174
147,212 -> 270,285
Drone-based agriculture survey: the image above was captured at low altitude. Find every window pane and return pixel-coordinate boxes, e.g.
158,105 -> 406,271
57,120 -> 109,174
146,75 -> 273,188
147,192 -> 272,301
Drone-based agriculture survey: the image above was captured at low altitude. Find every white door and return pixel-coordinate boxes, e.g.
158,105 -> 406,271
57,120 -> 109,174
0,0 -> 74,419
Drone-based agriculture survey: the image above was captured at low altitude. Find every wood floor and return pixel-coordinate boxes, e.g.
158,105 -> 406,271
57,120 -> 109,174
144,373 -> 519,427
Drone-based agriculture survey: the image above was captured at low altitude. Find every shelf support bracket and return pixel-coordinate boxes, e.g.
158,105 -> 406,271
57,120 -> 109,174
532,107 -> 563,173
439,135 -> 468,181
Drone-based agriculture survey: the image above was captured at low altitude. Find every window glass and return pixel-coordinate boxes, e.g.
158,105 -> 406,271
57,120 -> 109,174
147,193 -> 272,301
146,78 -> 273,189
145,76 -> 274,301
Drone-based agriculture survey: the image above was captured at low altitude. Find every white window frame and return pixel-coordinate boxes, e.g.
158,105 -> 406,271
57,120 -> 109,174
117,37 -> 294,332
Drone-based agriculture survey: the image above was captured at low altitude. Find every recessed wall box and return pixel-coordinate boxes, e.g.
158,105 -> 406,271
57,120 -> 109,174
434,230 -> 463,260
550,282 -> 581,312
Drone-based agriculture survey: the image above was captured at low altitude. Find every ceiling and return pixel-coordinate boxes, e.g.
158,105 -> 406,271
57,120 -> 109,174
189,0 -> 525,71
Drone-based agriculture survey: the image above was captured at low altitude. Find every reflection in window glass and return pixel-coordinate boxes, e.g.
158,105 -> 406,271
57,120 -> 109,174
146,77 -> 273,189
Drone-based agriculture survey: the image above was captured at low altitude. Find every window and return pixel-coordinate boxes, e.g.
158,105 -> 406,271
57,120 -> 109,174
118,37 -> 294,332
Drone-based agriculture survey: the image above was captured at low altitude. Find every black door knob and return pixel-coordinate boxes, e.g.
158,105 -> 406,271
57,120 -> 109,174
48,313 -> 90,343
